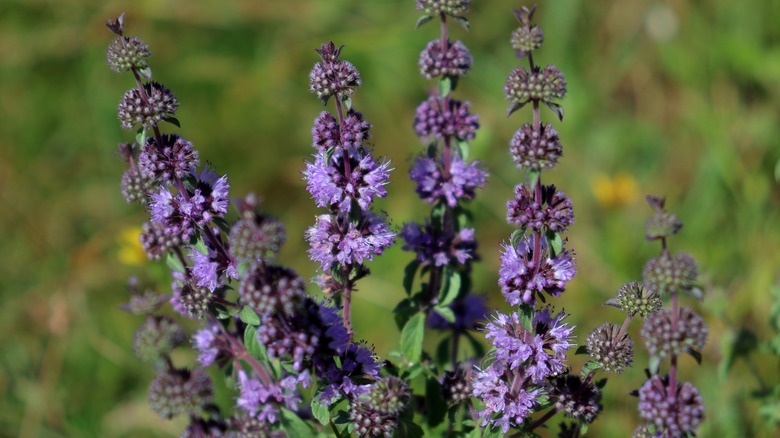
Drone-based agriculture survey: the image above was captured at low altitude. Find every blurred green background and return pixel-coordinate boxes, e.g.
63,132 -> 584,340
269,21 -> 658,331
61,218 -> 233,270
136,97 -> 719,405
1,0 -> 778,436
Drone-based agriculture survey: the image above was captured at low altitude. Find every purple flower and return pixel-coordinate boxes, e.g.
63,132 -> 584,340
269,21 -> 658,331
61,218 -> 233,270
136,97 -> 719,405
312,110 -> 372,153
148,169 -> 230,241
639,375 -> 704,435
117,81 -> 178,130
138,134 -> 199,184
409,155 -> 486,207
506,184 -> 573,232
498,237 -> 575,306
472,361 -> 540,434
309,42 -> 361,100
414,96 -> 479,142
304,149 -> 390,212
188,245 -> 237,292
236,370 -> 310,424
419,39 -> 472,79
401,221 -> 477,267
192,323 -> 221,367
316,342 -> 381,404
306,213 -> 395,270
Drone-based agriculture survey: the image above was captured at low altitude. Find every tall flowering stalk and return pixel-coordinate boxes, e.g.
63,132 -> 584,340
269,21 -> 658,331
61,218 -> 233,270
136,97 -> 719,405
305,42 -> 395,338
471,5 -> 599,435
398,0 -> 487,369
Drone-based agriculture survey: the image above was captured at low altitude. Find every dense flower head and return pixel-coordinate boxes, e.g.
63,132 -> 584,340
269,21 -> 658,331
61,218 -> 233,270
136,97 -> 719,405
236,370 -> 310,424
182,418 -> 226,438
401,221 -> 477,267
643,252 -> 699,297
138,134 -> 199,184
638,375 -> 704,435
414,96 -> 479,142
645,210 -> 683,240
511,23 -> 544,54
416,0 -> 469,16
173,282 -> 212,320
107,36 -> 150,73
641,307 -> 708,359
304,149 -> 390,212
484,309 -> 575,380
238,264 -> 306,317
121,289 -> 168,316
441,365 -> 473,405
472,360 -> 541,434
149,169 -> 230,241
306,213 -> 395,271
428,294 -> 489,331
316,342 -> 381,403
139,220 -> 181,259
506,184 -> 574,232
192,323 -> 223,367
148,368 -> 214,419
607,281 -> 663,317
549,374 -> 602,423
419,39 -> 473,79
312,109 -> 372,153
189,246 -> 237,292
509,123 -> 563,171
132,315 -> 186,364
409,155 -> 486,207
498,237 -> 576,306
586,323 -> 634,374
310,42 -> 361,100
349,376 -> 410,438
118,81 -> 178,130
121,166 -> 153,203
505,65 -> 567,106
229,209 -> 286,264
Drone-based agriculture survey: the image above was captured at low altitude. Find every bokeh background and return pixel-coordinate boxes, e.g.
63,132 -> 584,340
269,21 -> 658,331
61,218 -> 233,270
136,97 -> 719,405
1,0 -> 778,436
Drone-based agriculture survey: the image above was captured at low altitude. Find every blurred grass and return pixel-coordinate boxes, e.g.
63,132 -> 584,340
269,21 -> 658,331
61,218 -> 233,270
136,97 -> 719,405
0,0 -> 778,436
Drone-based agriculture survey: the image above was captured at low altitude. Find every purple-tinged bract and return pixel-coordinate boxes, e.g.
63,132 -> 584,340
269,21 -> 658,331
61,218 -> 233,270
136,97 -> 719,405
498,238 -> 575,306
409,155 -> 486,207
506,184 -> 573,232
117,81 -> 178,130
138,134 -> 199,184
638,375 -> 704,435
309,43 -> 361,100
419,39 -> 472,79
509,123 -> 563,171
414,96 -> 479,142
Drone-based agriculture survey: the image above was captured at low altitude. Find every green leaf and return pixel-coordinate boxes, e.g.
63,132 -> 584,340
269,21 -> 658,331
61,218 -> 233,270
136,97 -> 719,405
579,422 -> 589,435
580,360 -> 602,379
510,228 -> 525,249
280,408 -> 311,436
433,306 -> 455,323
648,355 -> 661,374
528,170 -> 541,192
425,377 -> 447,427
451,15 -> 470,30
506,100 -> 527,117
439,76 -> 452,97
403,260 -> 421,296
243,325 -> 267,362
575,345 -> 589,355
415,14 -> 434,29
393,298 -> 416,330
439,268 -> 461,307
138,66 -> 152,81
135,128 -> 146,147
435,337 -> 450,367
400,313 -> 425,363
686,348 -> 703,365
517,305 -> 534,332
464,331 -> 486,358
165,253 -> 185,273
775,157 -> 780,183
240,306 -> 260,326
456,140 -> 470,160
683,285 -> 704,301
431,201 -> 446,229
543,101 -> 565,122
162,116 -> 181,128
236,260 -> 252,278
547,231 -> 563,258
311,398 -> 330,426
193,235 -> 209,255
341,96 -> 352,111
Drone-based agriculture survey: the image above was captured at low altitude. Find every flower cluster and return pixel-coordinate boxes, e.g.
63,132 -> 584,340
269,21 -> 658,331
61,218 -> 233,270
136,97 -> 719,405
473,309 -> 575,432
